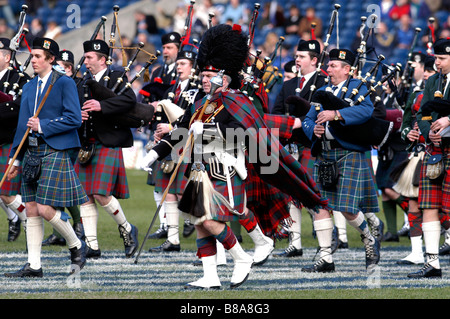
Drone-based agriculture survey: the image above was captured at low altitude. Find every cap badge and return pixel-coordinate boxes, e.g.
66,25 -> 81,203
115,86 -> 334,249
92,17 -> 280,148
43,40 -> 51,50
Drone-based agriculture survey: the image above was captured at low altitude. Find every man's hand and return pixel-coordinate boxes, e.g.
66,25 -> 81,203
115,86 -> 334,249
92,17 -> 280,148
293,117 -> 301,129
430,116 -> 450,135
27,117 -> 40,132
313,124 -> 325,138
82,99 -> 101,113
429,130 -> 441,146
316,110 -> 336,125
7,165 -> 18,181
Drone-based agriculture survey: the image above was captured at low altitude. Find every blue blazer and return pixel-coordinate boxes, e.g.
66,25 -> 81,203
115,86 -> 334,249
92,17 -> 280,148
10,71 -> 82,161
302,78 -> 374,153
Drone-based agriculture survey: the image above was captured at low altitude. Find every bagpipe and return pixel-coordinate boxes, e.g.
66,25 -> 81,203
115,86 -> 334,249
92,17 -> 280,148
85,53 -> 158,129
307,3 -> 341,103
310,56 -> 400,156
396,27 -> 422,106
0,4 -> 30,102
420,70 -> 450,122
77,5 -> 161,129
73,15 -> 108,84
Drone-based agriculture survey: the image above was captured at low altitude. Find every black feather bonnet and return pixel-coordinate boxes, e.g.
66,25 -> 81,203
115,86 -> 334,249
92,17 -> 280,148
197,24 -> 248,89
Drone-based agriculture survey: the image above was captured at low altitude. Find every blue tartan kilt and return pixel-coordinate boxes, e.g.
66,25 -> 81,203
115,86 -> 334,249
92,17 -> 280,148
21,144 -> 88,207
0,143 -> 22,196
314,149 -> 379,214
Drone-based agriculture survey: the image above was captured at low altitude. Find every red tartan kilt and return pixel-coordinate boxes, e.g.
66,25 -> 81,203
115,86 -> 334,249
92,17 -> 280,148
0,143 -> 22,195
74,144 -> 129,199
154,161 -> 188,194
419,146 -> 450,214
245,163 -> 292,236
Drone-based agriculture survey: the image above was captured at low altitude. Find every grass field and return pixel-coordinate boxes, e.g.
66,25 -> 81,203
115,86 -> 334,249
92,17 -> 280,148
0,169 -> 449,301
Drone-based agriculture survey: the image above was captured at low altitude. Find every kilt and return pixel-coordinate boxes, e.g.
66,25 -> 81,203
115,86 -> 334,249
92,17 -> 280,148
154,160 -> 188,195
419,145 -> 450,214
0,143 -> 22,196
21,144 -> 88,207
245,162 -> 291,236
182,164 -> 246,224
299,145 -> 315,177
74,143 -> 129,199
314,149 -> 379,214
376,149 -> 409,189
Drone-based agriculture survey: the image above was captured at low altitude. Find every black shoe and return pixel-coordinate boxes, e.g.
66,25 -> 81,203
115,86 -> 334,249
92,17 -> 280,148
274,245 -> 303,257
439,242 -> 450,256
183,220 -> 195,238
337,240 -> 349,249
7,218 -> 21,242
85,245 -> 101,259
119,224 -> 139,258
302,259 -> 335,273
69,240 -> 86,273
382,231 -> 399,242
148,227 -> 168,239
407,263 -> 442,279
72,222 -> 85,241
4,263 -> 43,278
42,234 -> 66,246
149,239 -> 181,252
363,236 -> 380,269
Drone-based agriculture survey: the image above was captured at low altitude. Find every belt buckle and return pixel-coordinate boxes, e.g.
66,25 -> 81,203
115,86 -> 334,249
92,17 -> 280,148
321,140 -> 331,151
28,136 -> 38,147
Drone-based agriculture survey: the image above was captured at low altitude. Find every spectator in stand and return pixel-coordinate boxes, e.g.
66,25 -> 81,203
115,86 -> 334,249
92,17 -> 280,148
410,0 -> 431,20
284,4 -> 302,36
380,0 -> 395,22
220,0 -> 246,25
389,0 -> 411,21
298,7 -> 322,39
134,10 -> 158,39
43,20 -> 62,40
24,18 -> 46,48
372,21 -> 398,59
395,14 -> 414,50
0,18 -> 13,39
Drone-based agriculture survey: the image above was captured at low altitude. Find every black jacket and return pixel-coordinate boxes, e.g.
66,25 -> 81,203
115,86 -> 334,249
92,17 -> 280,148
77,67 -> 137,148
0,68 -> 30,145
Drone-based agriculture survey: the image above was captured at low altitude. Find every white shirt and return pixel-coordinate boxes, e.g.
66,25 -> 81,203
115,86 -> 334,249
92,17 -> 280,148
93,68 -> 107,82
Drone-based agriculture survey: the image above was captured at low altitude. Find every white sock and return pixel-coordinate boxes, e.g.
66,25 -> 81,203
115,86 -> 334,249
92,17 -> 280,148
289,203 -> 302,249
154,191 -> 166,228
165,201 -> 180,245
80,203 -> 99,250
333,211 -> 347,243
410,235 -> 423,256
365,212 -> 380,226
348,211 -> 374,244
48,210 -> 81,249
1,199 -> 17,221
6,195 -> 27,222
26,216 -> 44,270
422,221 -> 441,269
102,196 -> 131,233
314,218 -> 334,263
